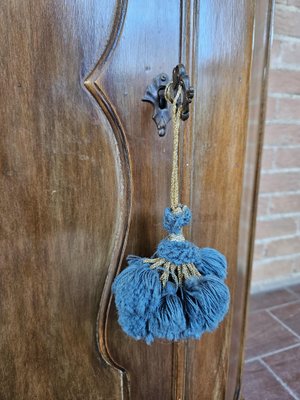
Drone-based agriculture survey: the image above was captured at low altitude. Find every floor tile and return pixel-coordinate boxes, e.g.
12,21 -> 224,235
242,360 -> 294,400
249,288 -> 298,312
245,310 -> 299,360
270,301 -> 300,336
264,345 -> 300,398
289,284 -> 300,297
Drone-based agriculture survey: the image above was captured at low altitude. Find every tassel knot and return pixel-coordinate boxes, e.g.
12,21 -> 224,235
163,205 -> 192,234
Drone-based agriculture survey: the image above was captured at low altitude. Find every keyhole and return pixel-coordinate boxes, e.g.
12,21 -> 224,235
158,87 -> 167,109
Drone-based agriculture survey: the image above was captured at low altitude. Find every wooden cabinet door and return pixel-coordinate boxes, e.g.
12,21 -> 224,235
0,1 -> 272,399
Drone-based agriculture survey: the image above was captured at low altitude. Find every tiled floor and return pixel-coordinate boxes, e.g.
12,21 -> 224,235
243,283 -> 300,400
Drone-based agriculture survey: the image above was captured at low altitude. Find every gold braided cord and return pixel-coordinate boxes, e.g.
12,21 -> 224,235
142,84 -> 202,287
144,256 -> 201,287
165,83 -> 183,211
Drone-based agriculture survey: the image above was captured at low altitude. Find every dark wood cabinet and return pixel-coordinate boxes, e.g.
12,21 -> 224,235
0,1 -> 273,398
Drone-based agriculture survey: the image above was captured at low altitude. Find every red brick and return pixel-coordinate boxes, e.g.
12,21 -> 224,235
292,254 -> 300,272
253,243 -> 266,261
257,196 -> 270,216
261,148 -> 274,170
268,69 -> 300,94
275,147 -> 300,168
259,171 -> 300,193
265,97 -> 278,120
287,0 -> 300,6
264,236 -> 300,257
254,0 -> 300,286
276,97 -> 300,120
270,193 -> 300,213
269,40 -> 282,66
280,40 -> 300,64
255,217 -> 297,239
275,7 -> 300,37
267,95 -> 300,123
252,258 -> 294,283
264,124 -> 300,146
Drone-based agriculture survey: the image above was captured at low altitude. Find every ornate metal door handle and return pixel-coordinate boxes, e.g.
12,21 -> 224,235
142,64 -> 194,136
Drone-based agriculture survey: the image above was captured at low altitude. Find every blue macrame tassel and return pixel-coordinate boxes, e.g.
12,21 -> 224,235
112,82 -> 230,344
112,205 -> 230,344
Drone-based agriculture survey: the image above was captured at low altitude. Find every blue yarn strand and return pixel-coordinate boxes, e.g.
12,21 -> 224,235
196,247 -> 228,279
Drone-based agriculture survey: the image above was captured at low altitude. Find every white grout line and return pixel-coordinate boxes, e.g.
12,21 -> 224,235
251,275 -> 300,294
269,93 -> 300,100
260,359 -> 300,400
271,64 -> 300,72
260,190 -> 300,197
253,253 -> 300,265
254,285 -> 300,298
261,168 -> 300,174
257,213 -> 300,221
276,3 -> 300,13
274,34 -> 300,43
255,234 -> 300,245
246,342 -> 300,363
257,211 -> 300,221
250,300 -> 300,315
257,213 -> 300,222
269,299 -> 300,310
286,286 -> 300,298
266,120 -> 300,125
263,145 -> 300,149
268,310 -> 300,341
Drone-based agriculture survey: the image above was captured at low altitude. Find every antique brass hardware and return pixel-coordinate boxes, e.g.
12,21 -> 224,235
142,64 -> 194,136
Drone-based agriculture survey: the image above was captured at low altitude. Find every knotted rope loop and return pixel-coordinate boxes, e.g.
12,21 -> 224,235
164,83 -> 183,212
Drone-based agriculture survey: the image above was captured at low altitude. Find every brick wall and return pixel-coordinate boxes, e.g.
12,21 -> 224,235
252,1 -> 300,290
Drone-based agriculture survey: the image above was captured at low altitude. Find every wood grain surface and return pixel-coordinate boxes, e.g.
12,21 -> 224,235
0,0 -> 272,399
0,1 -> 126,398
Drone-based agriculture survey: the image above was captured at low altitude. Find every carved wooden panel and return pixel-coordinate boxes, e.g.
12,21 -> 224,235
0,0 -> 272,399
0,0 -> 127,398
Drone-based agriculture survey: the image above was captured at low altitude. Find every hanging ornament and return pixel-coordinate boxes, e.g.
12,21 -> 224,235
112,65 -> 230,344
